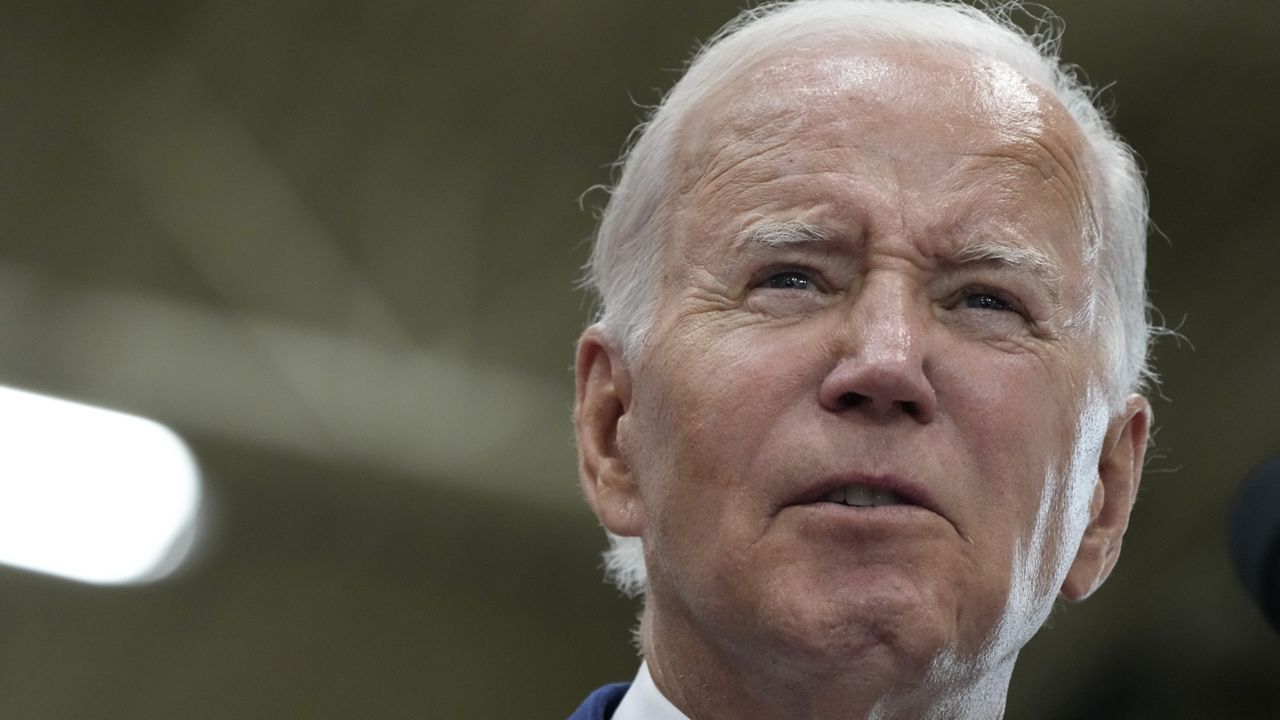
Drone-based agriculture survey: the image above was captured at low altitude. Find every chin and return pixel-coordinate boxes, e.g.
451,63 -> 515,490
751,576 -> 960,686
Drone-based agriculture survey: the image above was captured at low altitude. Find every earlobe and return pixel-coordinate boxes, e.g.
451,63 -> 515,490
574,324 -> 645,537
1060,394 -> 1151,602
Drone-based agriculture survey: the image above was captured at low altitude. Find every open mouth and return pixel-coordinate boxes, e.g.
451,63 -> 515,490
820,485 -> 909,508
790,477 -> 959,537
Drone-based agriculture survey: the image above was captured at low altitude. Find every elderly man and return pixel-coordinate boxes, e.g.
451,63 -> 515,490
570,1 -> 1153,718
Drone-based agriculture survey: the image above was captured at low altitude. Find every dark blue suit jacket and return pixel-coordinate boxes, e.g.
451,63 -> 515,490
567,682 -> 631,720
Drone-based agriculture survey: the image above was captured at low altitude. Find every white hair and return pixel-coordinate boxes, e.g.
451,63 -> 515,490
582,0 -> 1154,598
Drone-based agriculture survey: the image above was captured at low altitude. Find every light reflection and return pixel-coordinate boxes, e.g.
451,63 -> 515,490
0,384 -> 201,584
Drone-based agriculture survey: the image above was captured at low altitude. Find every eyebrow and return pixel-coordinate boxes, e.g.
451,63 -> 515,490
731,220 -> 834,251
952,238 -> 1059,280
735,223 -> 1059,275
731,222 -> 1067,308
950,240 -> 1057,277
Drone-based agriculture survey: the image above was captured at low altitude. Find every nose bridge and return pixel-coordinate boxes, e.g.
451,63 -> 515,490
818,269 -> 936,422
850,271 -> 920,365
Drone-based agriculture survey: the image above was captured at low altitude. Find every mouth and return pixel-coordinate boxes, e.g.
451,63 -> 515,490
788,475 -> 934,514
782,475 -> 961,539
819,485 -> 909,508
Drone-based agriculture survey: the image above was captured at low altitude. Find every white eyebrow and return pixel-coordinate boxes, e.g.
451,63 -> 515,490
731,220 -> 833,250
950,240 -> 1060,280
729,225 -> 1065,304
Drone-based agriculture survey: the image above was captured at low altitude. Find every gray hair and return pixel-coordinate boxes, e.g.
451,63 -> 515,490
582,0 -> 1154,598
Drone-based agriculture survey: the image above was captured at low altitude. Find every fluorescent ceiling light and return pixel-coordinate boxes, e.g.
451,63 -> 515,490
0,385 -> 201,584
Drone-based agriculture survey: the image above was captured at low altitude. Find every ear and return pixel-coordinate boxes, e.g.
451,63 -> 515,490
574,324 -> 645,537
1060,394 -> 1151,601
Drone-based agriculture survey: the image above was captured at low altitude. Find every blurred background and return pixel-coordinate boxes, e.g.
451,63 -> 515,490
0,0 -> 1278,717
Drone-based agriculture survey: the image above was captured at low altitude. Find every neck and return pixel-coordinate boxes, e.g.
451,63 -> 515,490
639,603 -> 1014,720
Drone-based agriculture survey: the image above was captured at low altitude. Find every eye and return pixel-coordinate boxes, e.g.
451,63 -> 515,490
747,267 -> 833,315
939,283 -> 1037,336
761,270 -> 816,291
965,292 -> 1016,312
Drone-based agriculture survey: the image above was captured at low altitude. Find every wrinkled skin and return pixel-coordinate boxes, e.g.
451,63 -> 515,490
576,43 -> 1150,720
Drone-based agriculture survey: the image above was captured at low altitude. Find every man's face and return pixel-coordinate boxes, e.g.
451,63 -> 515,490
581,46 -> 1144,690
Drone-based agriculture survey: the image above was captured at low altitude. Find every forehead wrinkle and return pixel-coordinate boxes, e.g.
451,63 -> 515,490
944,142 -> 1091,258
681,133 -> 796,201
951,118 -> 1095,247
953,140 -> 1083,210
963,143 -> 1092,261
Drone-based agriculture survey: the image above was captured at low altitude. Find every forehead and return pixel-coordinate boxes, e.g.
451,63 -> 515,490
670,43 -> 1096,267
690,45 -> 1058,140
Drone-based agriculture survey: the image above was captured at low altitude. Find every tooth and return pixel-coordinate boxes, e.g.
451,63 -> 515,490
822,488 -> 846,503
872,488 -> 905,506
845,486 -> 873,506
844,486 -> 905,507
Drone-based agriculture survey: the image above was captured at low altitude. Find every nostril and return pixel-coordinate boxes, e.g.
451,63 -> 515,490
837,391 -> 865,411
834,391 -> 922,418
818,359 -> 936,422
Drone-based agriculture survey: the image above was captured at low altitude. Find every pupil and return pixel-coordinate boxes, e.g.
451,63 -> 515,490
968,294 -> 1006,311
769,273 -> 809,290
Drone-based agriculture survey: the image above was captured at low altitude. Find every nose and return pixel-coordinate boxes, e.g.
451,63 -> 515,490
817,276 -> 937,424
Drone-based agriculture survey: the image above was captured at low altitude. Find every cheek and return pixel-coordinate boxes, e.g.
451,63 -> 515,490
652,322 -> 821,455
938,345 -> 1100,643
1029,389 -> 1108,572
632,324 -> 823,554
942,347 -> 1080,515
938,353 -> 1077,542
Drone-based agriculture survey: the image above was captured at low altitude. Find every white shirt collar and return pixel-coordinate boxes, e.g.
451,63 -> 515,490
611,661 -> 692,720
